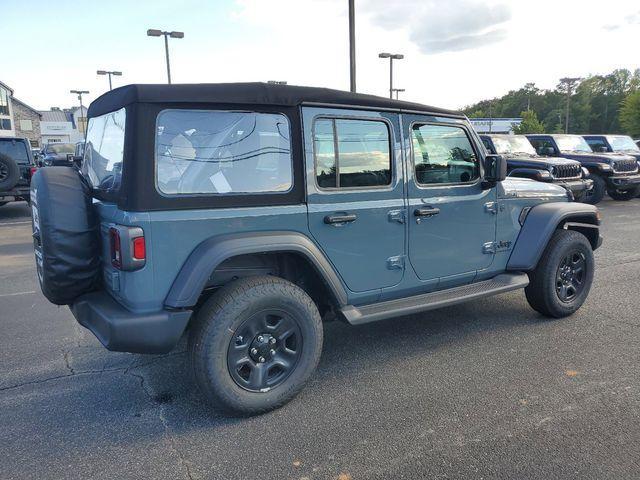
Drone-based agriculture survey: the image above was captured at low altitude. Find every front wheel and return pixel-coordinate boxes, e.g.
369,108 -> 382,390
583,174 -> 605,205
525,230 -> 594,318
189,276 -> 323,415
607,186 -> 640,201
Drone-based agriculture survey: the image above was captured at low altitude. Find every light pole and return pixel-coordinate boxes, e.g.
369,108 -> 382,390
378,52 -> 404,99
70,90 -> 89,137
391,88 -> 405,100
147,29 -> 184,84
348,0 -> 356,92
559,77 -> 581,133
96,70 -> 122,91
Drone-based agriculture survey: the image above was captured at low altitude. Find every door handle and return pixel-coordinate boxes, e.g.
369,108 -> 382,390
414,207 -> 440,218
324,213 -> 357,225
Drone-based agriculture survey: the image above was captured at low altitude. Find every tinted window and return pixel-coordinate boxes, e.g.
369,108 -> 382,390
313,118 -> 391,188
412,124 -> 479,185
528,137 -> 555,155
585,138 -> 608,152
156,110 -> 292,195
0,139 -> 29,163
83,107 -> 126,192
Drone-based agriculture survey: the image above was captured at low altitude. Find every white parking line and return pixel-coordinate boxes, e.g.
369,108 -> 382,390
0,221 -> 31,226
0,291 -> 36,298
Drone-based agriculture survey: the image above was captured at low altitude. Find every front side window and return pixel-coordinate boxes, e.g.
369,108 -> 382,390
313,118 -> 391,189
83,107 -> 126,192
156,110 -> 292,195
412,124 -> 479,185
585,137 -> 608,152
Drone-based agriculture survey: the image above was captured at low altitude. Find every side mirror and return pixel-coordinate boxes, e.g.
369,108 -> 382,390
597,146 -> 608,153
484,154 -> 507,185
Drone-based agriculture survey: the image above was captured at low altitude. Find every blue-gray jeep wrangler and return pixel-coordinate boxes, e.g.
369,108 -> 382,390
31,83 -> 602,415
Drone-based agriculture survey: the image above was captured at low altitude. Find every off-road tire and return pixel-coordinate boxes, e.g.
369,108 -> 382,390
607,186 -> 640,201
0,201 -> 7,207
189,275 -> 323,415
525,230 -> 594,318
583,174 -> 605,205
0,153 -> 20,191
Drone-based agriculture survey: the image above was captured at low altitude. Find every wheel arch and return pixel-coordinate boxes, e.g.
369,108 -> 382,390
507,202 -> 601,271
164,231 -> 348,309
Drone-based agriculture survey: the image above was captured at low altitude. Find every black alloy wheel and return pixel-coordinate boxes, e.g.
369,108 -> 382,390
227,309 -> 303,392
555,251 -> 587,302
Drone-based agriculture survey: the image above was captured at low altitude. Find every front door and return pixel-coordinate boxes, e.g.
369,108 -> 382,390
303,107 -> 406,294
404,116 -> 497,284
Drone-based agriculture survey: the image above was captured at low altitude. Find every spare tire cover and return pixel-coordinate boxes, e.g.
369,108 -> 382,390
0,153 -> 20,191
30,167 -> 101,305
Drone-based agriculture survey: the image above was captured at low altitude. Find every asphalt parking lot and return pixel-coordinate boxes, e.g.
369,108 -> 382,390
1,199 -> 639,480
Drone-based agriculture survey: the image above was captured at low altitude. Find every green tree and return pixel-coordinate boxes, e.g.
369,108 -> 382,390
620,91 -> 640,137
512,110 -> 545,134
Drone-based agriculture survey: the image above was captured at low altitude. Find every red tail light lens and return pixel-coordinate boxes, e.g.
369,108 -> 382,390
30,167 -> 38,177
109,227 -> 122,269
132,236 -> 145,260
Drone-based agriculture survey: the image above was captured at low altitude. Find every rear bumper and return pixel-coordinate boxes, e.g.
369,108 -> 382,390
0,186 -> 30,199
70,291 -> 192,354
607,173 -> 640,190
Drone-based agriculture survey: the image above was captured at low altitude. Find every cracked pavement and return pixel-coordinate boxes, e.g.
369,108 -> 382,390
1,199 -> 640,479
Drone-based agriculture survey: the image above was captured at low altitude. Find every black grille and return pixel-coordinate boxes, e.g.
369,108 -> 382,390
613,159 -> 638,173
552,164 -> 582,179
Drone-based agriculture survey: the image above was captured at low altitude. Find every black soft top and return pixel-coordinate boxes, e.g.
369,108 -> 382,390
87,82 -> 462,118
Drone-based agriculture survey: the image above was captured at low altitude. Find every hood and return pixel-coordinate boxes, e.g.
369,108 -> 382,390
505,154 -> 580,169
558,151 -> 636,164
500,177 -> 568,201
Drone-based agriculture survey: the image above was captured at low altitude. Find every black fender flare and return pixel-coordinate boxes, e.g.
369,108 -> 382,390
508,168 -> 551,182
507,202 -> 601,271
164,231 -> 348,308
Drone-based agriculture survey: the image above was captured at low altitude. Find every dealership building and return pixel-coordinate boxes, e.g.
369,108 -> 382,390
470,118 -> 522,134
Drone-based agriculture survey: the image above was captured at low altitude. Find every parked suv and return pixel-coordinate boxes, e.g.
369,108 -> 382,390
0,137 -> 35,207
480,134 -> 594,203
527,134 -> 640,202
41,142 -> 76,166
32,84 -> 602,415
583,134 -> 640,163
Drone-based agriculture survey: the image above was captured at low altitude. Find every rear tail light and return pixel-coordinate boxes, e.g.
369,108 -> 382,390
30,167 -> 38,177
109,225 -> 145,270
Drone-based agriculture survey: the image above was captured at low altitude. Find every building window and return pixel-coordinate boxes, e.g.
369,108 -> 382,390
19,119 -> 33,131
0,87 -> 9,116
29,140 -> 39,147
313,118 -> 392,189
0,118 -> 11,130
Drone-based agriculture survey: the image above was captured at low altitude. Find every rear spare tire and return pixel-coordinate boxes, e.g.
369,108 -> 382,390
30,167 -> 101,305
0,153 -> 20,190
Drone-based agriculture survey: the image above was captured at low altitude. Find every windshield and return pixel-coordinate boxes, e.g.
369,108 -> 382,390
554,135 -> 593,152
46,143 -> 75,154
82,107 -> 126,191
607,135 -> 640,152
490,136 -> 537,155
0,139 -> 29,163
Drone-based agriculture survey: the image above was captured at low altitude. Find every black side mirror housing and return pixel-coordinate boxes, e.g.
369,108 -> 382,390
598,146 -> 608,153
544,146 -> 556,156
484,154 -> 507,185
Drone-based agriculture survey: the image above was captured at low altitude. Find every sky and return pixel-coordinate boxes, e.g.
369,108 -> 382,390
2,0 -> 639,111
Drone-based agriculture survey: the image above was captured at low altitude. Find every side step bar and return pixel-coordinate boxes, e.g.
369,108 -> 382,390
340,273 -> 529,325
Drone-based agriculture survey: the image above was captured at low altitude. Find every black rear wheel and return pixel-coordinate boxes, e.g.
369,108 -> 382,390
0,154 -> 20,191
189,276 -> 323,415
525,230 -> 594,318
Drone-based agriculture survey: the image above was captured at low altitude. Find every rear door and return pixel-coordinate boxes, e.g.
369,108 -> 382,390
303,107 -> 406,295
404,116 -> 497,285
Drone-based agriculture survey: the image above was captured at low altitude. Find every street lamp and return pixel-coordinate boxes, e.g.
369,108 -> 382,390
97,70 -> 122,90
391,88 -> 405,100
70,90 -> 89,137
147,29 -> 184,84
378,52 -> 404,99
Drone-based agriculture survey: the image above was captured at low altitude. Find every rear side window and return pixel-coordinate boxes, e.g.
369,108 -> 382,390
155,110 -> 292,195
0,139 -> 29,163
83,107 -> 126,192
412,124 -> 479,185
313,118 -> 391,189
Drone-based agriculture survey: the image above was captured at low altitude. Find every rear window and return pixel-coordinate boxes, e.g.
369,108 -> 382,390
83,107 -> 126,192
155,110 -> 293,195
0,139 -> 30,164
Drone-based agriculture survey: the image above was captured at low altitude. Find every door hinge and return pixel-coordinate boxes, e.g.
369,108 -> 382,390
388,209 -> 406,224
387,255 -> 405,270
484,201 -> 504,214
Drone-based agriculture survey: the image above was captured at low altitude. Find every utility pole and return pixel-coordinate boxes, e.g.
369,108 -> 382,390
70,90 -> 89,138
378,52 -> 404,99
97,70 -> 122,91
559,77 -> 581,133
147,29 -> 185,84
348,0 -> 356,92
391,88 -> 405,99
